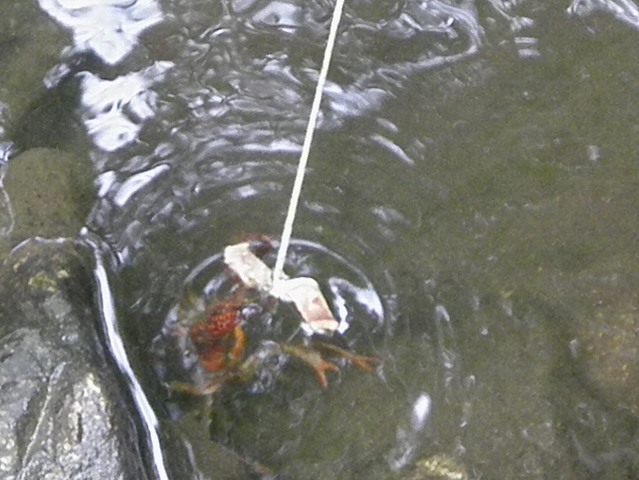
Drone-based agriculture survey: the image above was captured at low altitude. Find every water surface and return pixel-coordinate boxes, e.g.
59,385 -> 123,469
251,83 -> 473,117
3,0 -> 639,478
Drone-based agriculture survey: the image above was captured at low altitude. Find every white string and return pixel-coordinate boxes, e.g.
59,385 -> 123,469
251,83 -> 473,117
272,0 -> 346,282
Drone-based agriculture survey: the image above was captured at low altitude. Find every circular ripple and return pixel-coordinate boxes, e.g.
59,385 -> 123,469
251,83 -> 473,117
152,235 -> 391,392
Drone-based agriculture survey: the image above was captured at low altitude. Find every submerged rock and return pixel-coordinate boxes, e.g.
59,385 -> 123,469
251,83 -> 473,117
0,239 -> 148,480
404,454 -> 468,480
568,274 -> 639,417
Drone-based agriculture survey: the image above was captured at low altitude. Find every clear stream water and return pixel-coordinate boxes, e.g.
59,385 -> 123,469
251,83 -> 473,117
4,0 -> 639,478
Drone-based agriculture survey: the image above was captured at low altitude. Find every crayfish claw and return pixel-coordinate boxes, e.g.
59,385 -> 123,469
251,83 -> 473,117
280,343 -> 339,388
314,341 -> 381,372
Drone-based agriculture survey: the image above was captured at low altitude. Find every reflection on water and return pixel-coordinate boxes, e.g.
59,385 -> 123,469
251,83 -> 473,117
38,0 -> 164,65
6,0 -> 639,477
80,61 -> 173,151
84,0 -> 486,265
568,0 -> 639,29
87,232 -> 170,480
0,165 -> 15,239
387,393 -> 432,471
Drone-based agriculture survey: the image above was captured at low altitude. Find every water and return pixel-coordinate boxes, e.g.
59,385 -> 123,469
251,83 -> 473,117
4,0 -> 639,478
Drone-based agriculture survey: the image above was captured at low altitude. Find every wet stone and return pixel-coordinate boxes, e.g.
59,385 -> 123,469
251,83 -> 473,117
0,239 -> 148,480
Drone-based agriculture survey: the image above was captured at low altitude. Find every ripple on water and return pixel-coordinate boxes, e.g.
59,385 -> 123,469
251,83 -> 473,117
152,236 -> 387,384
38,0 -> 164,65
56,0 -> 497,477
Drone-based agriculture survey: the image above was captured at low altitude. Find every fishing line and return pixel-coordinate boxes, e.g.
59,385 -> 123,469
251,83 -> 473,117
272,0 -> 346,283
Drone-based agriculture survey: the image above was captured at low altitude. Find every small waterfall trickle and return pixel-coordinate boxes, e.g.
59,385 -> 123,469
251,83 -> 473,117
84,231 -> 170,480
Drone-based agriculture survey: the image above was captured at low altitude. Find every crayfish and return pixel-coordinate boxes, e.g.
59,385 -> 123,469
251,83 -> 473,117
171,235 -> 379,395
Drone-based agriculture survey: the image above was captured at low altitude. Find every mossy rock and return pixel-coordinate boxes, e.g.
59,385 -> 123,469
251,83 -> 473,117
3,147 -> 95,243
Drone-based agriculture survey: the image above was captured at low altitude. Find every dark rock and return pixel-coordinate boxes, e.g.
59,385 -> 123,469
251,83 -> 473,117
0,239 -> 149,480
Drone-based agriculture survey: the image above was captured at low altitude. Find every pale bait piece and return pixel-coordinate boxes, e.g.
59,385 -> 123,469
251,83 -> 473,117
223,242 -> 274,293
270,277 -> 339,335
222,242 -> 339,335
